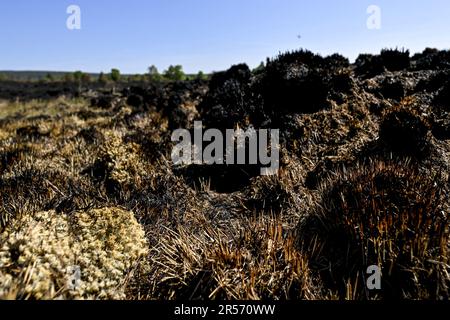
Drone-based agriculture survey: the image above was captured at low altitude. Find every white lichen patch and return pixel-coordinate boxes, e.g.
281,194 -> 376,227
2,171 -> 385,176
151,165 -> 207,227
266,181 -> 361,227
100,130 -> 144,186
0,207 -> 148,300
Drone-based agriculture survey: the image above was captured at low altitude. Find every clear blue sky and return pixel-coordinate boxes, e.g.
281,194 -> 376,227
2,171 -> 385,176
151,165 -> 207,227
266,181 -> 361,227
0,0 -> 449,74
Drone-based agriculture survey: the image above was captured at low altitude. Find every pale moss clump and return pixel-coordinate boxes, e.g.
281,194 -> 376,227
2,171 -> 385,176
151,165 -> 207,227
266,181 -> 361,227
99,130 -> 144,186
0,207 -> 148,300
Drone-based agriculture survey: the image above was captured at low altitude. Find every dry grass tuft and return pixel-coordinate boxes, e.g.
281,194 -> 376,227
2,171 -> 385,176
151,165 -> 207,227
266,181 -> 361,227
147,216 -> 320,300
297,159 -> 450,299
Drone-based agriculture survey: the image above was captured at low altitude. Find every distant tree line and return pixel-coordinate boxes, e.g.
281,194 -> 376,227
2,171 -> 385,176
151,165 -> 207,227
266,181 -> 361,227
0,62 -> 265,84
0,65 -> 210,84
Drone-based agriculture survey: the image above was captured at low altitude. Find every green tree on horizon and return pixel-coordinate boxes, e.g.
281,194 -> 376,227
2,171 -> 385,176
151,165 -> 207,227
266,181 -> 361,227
196,71 -> 208,80
110,68 -> 121,82
164,65 -> 185,81
148,65 -> 162,82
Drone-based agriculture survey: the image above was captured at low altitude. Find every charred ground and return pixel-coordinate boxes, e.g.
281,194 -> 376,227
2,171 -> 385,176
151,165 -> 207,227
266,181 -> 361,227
0,48 -> 449,300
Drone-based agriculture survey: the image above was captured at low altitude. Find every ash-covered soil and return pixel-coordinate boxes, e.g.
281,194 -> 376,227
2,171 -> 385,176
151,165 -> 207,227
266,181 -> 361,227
0,48 -> 449,300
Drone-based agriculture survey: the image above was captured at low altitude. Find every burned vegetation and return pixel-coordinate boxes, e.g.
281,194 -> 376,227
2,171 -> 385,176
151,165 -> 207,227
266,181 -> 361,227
0,48 -> 449,300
